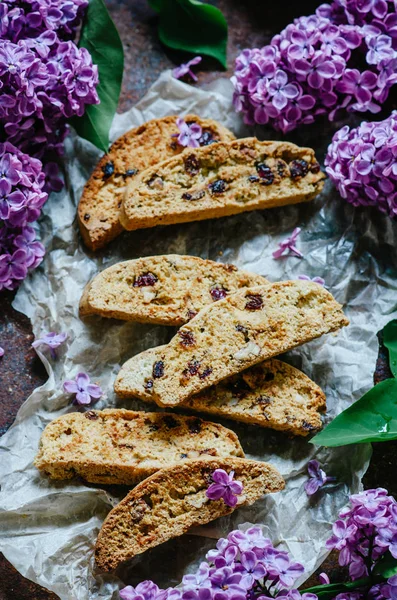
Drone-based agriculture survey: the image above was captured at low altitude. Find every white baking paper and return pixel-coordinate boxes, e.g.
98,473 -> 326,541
3,69 -> 397,600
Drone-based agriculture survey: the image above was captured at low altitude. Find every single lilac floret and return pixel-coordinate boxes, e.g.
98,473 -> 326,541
174,118 -> 203,148
32,331 -> 67,358
318,573 -> 330,584
206,469 -> 244,508
173,56 -> 202,81
120,581 -> 161,600
305,460 -> 336,496
63,372 -> 103,405
273,227 -> 303,259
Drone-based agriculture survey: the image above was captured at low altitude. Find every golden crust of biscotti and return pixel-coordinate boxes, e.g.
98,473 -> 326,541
127,280 -> 348,407
79,254 -> 267,325
115,348 -> 326,436
77,115 -> 235,250
120,137 -> 325,231
95,457 -> 284,571
34,409 -> 244,485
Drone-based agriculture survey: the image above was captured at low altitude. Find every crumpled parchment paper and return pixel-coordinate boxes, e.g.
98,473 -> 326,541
3,69 -> 397,600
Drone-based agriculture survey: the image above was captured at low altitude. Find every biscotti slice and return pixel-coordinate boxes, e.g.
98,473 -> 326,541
79,254 -> 267,325
115,348 -> 326,436
120,138 -> 325,231
95,457 -> 284,570
78,115 -> 235,250
130,280 -> 348,407
34,409 -> 244,485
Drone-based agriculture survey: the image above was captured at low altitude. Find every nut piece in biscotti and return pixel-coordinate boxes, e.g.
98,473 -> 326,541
79,254 -> 267,325
95,457 -> 284,571
120,137 -> 325,231
78,115 -> 235,250
126,280 -> 348,407
34,409 -> 244,485
115,347 -> 326,437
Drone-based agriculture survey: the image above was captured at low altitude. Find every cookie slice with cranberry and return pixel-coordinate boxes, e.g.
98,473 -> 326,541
95,457 -> 284,571
120,138 -> 325,231
79,254 -> 267,325
34,409 -> 244,485
119,280 -> 347,407
115,348 -> 326,437
78,115 -> 235,251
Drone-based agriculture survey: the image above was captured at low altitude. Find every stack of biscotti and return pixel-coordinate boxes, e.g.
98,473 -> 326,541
35,411 -> 285,569
114,279 -> 348,434
120,137 -> 325,232
115,350 -> 326,436
78,115 -> 325,250
78,115 -> 235,250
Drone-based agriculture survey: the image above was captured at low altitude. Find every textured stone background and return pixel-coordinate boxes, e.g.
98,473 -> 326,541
0,1 -> 396,598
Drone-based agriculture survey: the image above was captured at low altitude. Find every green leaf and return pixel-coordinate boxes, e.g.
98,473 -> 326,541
373,551 -> 397,578
384,320 -> 397,378
148,0 -> 228,68
311,378 -> 397,447
302,577 -> 373,600
71,0 -> 124,152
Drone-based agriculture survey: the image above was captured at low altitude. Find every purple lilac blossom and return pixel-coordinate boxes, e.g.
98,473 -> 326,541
0,142 -> 47,291
174,118 -> 203,148
272,227 -> 303,259
232,1 -> 397,132
120,527 -> 310,600
206,469 -> 244,508
63,372 -> 103,405
325,111 -> 397,217
326,488 -> 397,584
32,331 -> 67,358
0,37 -> 99,179
305,460 -> 336,496
0,0 -> 89,42
0,0 -> 98,191
172,56 -> 202,81
0,347 -> 4,357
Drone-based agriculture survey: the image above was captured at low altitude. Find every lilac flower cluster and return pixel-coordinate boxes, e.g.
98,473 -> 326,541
0,142 -> 47,291
0,0 -> 89,42
232,0 -> 397,132
0,0 -> 99,291
325,111 -> 397,216
120,527 -> 310,600
326,488 -> 397,598
0,0 -> 99,180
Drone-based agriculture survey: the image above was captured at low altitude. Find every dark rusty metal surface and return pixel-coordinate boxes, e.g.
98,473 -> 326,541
0,1 -> 395,598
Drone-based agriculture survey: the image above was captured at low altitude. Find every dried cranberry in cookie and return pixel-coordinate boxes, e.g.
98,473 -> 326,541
210,286 -> 227,301
256,163 -> 274,185
289,159 -> 309,179
133,272 -> 158,287
208,179 -> 227,194
102,161 -> 114,179
153,361 -> 164,378
245,294 -> 264,310
179,330 -> 195,347
184,154 -> 201,175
